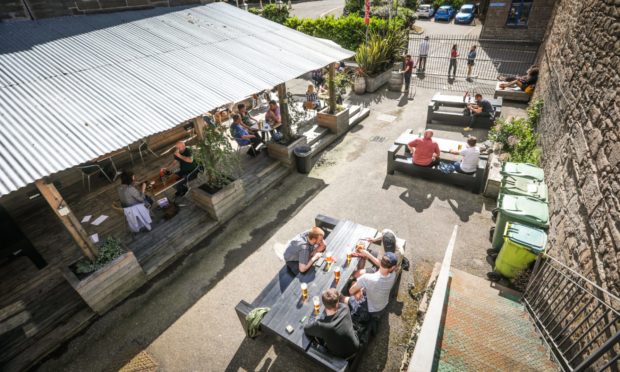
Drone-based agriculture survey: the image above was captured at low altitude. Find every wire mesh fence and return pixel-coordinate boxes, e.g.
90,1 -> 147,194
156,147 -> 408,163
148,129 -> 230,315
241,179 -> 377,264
408,34 -> 540,81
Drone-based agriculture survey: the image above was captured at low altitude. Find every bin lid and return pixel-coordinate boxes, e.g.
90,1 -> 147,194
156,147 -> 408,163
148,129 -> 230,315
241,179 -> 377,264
504,222 -> 547,254
501,176 -> 548,201
501,162 -> 545,182
499,193 -> 549,227
294,145 -> 312,155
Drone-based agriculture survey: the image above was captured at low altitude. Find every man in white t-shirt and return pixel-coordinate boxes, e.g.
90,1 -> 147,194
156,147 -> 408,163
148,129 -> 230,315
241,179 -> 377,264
355,229 -> 405,276
449,136 -> 480,174
345,253 -> 398,321
418,36 -> 430,71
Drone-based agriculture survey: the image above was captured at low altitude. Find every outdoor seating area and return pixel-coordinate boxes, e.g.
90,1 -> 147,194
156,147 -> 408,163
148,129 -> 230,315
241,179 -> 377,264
426,92 -> 502,128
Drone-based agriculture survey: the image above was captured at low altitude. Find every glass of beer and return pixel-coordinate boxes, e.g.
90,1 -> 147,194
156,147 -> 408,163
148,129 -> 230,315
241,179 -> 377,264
458,144 -> 463,151
313,296 -> 320,315
334,266 -> 341,282
301,283 -> 308,300
346,251 -> 352,265
356,240 -> 365,252
325,252 -> 333,263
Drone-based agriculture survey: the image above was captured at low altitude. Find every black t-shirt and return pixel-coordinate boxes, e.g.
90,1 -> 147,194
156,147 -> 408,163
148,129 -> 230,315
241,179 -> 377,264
477,99 -> 494,113
175,147 -> 197,174
304,304 -> 360,358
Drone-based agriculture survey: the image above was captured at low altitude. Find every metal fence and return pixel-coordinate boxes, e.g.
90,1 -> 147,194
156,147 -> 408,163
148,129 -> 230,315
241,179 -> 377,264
408,34 -> 540,81
522,255 -> 620,371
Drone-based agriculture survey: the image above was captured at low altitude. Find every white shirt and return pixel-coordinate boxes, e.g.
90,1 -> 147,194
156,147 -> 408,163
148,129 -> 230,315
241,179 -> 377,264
419,40 -> 430,56
357,271 -> 396,313
459,146 -> 480,173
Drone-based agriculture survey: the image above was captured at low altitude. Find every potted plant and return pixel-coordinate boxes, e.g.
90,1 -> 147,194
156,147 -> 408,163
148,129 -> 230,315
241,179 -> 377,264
62,237 -> 146,315
355,29 -> 407,92
266,89 -> 308,167
317,63 -> 351,134
191,121 -> 244,221
353,67 -> 367,95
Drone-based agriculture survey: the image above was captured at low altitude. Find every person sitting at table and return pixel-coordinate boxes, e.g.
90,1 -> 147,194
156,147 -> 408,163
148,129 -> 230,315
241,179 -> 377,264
265,100 -> 282,131
231,114 -> 263,157
447,136 -> 480,174
164,141 -> 198,197
345,252 -> 398,322
237,103 -> 258,128
408,129 -> 440,167
305,84 -> 321,110
304,288 -> 360,359
283,227 -> 326,275
465,93 -> 494,128
118,171 -> 152,232
355,229 -> 405,277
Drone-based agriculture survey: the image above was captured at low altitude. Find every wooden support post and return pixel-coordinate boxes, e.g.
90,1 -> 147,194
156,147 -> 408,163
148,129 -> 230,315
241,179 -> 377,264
328,62 -> 336,115
35,180 -> 98,261
276,83 -> 294,140
194,116 -> 205,141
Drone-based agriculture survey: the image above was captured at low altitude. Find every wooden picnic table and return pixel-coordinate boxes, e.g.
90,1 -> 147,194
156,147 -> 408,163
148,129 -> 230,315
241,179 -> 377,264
141,172 -> 182,196
431,93 -> 503,108
259,220 -> 378,352
394,132 -> 478,161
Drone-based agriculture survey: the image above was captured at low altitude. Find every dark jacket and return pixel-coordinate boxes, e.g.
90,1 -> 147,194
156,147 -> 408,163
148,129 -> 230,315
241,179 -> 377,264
304,304 -> 360,358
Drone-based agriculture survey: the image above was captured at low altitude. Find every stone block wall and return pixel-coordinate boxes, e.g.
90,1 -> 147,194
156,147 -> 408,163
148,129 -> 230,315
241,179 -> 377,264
0,0 -> 212,20
535,0 -> 620,296
480,0 -> 556,42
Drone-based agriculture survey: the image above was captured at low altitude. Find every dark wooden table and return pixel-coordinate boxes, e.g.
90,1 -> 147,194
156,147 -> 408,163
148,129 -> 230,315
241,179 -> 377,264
260,220 -> 378,351
141,173 -> 182,196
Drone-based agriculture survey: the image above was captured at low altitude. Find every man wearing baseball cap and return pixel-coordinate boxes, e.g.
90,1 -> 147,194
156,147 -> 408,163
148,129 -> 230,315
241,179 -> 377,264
356,229 -> 405,276
346,252 -> 398,321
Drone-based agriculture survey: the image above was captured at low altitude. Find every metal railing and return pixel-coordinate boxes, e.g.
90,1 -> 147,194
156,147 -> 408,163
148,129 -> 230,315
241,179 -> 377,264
523,255 -> 620,371
408,34 -> 540,81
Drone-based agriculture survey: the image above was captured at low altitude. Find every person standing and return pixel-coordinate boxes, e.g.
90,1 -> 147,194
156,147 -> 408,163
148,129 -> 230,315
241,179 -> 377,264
448,44 -> 459,79
164,141 -> 198,197
402,54 -> 414,91
466,45 -> 477,81
417,36 -> 430,71
407,129 -> 440,167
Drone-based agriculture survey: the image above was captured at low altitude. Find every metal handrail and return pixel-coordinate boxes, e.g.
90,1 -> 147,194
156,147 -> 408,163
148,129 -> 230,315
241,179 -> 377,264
522,254 -> 620,371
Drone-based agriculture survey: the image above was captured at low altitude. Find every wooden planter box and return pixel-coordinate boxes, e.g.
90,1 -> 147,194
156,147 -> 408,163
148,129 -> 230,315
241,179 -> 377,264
317,107 -> 350,135
62,251 -> 146,315
191,178 -> 245,221
365,69 -> 393,93
266,136 -> 307,167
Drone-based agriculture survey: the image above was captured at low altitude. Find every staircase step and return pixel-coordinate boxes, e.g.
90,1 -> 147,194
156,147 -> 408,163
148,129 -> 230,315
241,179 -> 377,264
310,133 -> 337,155
300,124 -> 330,146
348,105 -> 361,117
349,107 -> 370,127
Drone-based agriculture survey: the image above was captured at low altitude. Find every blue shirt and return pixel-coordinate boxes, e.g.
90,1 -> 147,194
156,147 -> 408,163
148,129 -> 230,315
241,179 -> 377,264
477,99 -> 494,113
231,123 -> 250,145
467,50 -> 477,61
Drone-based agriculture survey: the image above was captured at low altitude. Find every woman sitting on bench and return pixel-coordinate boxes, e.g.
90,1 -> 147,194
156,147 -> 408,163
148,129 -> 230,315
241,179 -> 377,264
447,136 -> 480,174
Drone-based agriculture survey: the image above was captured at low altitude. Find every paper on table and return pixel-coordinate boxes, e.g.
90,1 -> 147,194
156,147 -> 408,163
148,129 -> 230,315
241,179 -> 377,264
89,233 -> 99,243
81,215 -> 92,223
91,215 -> 109,226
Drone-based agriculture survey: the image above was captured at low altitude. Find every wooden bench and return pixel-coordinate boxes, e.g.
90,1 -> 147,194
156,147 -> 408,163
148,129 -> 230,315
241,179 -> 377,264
235,215 -> 404,372
387,143 -> 489,194
493,82 -> 532,102
426,93 -> 502,128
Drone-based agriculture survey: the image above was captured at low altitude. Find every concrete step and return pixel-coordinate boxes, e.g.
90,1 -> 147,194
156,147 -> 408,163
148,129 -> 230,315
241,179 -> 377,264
309,132 -> 337,155
244,160 -> 291,202
349,107 -> 370,127
348,105 -> 361,118
299,124 -> 330,147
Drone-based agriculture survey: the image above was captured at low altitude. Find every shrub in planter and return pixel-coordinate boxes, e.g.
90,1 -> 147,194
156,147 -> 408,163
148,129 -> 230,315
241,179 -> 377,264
489,100 -> 543,165
355,29 -> 407,76
74,237 -> 125,276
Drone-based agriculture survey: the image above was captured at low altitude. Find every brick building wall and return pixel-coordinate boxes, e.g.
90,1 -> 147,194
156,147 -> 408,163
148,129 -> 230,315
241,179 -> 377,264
480,0 -> 556,42
535,0 -> 620,296
0,0 -> 211,20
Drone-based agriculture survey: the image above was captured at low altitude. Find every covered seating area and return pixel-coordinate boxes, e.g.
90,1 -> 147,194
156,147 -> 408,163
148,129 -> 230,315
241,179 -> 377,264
0,4 -> 353,370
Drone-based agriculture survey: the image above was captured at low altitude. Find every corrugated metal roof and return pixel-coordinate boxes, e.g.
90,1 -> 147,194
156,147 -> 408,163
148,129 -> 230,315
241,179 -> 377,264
0,3 -> 353,197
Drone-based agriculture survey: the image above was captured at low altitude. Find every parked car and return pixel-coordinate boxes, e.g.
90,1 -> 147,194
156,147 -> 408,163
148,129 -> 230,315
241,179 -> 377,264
455,4 -> 476,24
434,5 -> 455,22
416,4 -> 435,18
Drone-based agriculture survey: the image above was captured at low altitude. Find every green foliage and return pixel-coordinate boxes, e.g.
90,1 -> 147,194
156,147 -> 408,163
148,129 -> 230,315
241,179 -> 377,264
284,14 -> 404,51
489,100 -> 544,165
248,7 -> 261,16
432,0 -> 465,9
343,0 -> 363,15
325,70 -> 352,96
75,237 -> 125,274
261,4 -> 290,24
370,6 -> 417,27
194,121 -> 241,188
355,28 -> 407,76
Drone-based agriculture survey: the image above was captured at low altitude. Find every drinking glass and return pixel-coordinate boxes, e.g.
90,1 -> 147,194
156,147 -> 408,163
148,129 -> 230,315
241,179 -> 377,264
301,283 -> 308,299
334,266 -> 341,281
313,296 -> 320,315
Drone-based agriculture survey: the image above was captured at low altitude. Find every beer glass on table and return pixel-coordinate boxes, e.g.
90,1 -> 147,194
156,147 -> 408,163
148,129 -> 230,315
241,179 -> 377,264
301,283 -> 308,300
313,296 -> 320,315
346,251 -> 352,265
334,266 -> 341,282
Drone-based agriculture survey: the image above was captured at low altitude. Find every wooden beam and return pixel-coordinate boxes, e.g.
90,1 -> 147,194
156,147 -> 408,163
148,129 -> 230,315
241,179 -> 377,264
276,83 -> 294,139
35,180 -> 98,261
328,62 -> 336,114
194,116 -> 205,141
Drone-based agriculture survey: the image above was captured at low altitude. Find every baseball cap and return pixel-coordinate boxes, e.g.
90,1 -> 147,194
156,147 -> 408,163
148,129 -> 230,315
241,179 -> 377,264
384,252 -> 398,267
382,231 -> 396,253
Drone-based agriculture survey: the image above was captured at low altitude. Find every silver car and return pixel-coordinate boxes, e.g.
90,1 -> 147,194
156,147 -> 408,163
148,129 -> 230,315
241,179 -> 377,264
417,4 -> 435,18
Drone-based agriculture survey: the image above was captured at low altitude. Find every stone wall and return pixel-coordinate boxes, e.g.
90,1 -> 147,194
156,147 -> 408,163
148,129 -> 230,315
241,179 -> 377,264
480,0 -> 556,42
0,0 -> 211,20
535,0 -> 620,296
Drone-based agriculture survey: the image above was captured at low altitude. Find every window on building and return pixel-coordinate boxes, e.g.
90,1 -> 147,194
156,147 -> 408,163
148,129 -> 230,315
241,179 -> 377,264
506,0 -> 533,27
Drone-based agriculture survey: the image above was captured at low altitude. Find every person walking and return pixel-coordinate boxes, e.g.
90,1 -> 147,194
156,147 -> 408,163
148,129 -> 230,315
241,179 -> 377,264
402,54 -> 414,91
448,44 -> 458,79
417,36 -> 430,71
466,45 -> 477,81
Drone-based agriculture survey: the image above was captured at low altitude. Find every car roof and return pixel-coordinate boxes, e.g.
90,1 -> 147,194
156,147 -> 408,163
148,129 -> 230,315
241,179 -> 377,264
461,4 -> 475,8
439,5 -> 452,9
419,4 -> 431,7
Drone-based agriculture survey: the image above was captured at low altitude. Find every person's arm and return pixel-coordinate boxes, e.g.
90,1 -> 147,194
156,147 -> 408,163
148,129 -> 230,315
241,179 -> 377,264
175,150 -> 193,164
362,250 -> 381,268
407,140 -> 417,154
298,248 -> 321,273
434,143 -> 441,159
349,277 -> 366,296
128,185 -> 145,203
304,318 -> 326,341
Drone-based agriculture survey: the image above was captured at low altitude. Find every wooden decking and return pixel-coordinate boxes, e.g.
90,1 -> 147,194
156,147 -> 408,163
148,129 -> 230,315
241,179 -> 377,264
0,149 -> 290,371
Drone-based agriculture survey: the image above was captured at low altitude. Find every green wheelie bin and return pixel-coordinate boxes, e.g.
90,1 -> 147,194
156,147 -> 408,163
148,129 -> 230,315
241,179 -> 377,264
494,222 -> 547,279
500,175 -> 548,202
491,193 -> 549,250
500,162 -> 545,182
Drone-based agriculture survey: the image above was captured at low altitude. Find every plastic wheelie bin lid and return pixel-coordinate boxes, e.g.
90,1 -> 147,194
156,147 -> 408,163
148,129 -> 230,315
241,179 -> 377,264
500,162 -> 544,182
294,145 -> 312,156
504,222 -> 547,254
501,175 -> 548,202
498,193 -> 549,228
